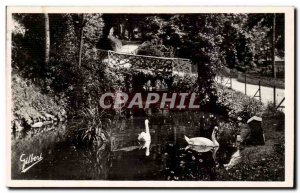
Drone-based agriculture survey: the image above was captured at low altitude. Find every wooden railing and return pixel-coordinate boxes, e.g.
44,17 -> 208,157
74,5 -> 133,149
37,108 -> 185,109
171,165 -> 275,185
98,49 -> 192,75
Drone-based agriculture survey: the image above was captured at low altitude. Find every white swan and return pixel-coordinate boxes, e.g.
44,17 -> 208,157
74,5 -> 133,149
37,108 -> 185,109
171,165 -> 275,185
138,119 -> 151,156
184,126 -> 219,147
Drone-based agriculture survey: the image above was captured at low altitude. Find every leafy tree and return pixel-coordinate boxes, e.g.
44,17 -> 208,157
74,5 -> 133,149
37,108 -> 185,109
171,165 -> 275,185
44,13 -> 50,65
48,13 -> 106,111
140,14 -> 226,102
246,13 -> 284,58
219,14 -> 253,69
12,14 -> 47,84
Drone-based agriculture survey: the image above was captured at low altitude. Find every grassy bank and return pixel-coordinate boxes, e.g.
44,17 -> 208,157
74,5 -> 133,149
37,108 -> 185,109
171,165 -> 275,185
11,74 -> 67,129
216,115 -> 285,181
216,84 -> 285,181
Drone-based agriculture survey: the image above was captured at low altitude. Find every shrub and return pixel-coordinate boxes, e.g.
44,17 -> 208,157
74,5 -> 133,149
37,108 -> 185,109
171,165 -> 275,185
263,102 -> 285,131
171,74 -> 198,92
217,121 -> 238,146
264,102 -> 285,118
215,84 -> 263,122
237,98 -> 263,123
136,41 -> 175,57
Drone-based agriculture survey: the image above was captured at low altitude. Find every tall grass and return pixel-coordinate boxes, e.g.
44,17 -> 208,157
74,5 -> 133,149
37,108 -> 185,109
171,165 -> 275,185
73,107 -> 111,148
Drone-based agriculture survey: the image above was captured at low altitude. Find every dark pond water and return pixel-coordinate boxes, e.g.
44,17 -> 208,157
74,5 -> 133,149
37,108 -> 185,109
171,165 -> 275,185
11,112 -> 238,181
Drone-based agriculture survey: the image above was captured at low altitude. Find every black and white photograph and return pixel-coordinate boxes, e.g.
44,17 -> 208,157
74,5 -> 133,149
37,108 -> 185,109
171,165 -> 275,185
6,7 -> 294,188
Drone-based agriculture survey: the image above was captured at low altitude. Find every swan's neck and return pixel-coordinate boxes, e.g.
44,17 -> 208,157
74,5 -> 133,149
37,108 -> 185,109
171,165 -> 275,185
145,122 -> 149,134
211,130 -> 219,146
212,147 -> 219,162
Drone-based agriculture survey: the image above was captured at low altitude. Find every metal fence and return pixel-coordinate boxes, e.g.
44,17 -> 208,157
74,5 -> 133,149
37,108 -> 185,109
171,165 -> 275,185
216,74 -> 285,110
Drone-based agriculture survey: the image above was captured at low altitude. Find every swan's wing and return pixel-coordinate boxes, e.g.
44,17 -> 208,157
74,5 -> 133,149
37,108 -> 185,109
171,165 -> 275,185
188,137 -> 214,146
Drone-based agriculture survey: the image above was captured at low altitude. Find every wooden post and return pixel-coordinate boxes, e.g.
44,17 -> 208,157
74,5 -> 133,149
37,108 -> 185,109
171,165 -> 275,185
245,75 -> 247,95
230,75 -> 232,89
258,81 -> 261,101
273,86 -> 276,106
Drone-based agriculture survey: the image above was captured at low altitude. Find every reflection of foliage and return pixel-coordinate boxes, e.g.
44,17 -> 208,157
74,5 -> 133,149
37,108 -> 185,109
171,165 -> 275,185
81,143 -> 111,179
161,144 -> 217,181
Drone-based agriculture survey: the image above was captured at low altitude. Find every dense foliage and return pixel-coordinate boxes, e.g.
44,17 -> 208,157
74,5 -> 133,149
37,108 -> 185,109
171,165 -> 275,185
12,14 -> 109,113
136,41 -> 175,57
12,74 -> 67,126
11,13 -> 285,181
12,13 -> 284,114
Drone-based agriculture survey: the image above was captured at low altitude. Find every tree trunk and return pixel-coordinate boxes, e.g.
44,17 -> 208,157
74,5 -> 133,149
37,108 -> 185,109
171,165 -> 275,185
44,13 -> 50,65
78,14 -> 85,67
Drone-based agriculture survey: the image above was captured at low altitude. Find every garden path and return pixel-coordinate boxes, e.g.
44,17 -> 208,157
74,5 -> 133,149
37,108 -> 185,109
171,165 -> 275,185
216,76 -> 285,106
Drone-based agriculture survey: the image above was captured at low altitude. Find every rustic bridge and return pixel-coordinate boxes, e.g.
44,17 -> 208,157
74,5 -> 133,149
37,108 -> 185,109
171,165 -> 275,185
98,49 -> 194,77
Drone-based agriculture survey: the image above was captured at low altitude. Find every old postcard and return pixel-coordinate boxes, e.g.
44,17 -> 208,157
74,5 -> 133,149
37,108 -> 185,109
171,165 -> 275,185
6,6 -> 294,188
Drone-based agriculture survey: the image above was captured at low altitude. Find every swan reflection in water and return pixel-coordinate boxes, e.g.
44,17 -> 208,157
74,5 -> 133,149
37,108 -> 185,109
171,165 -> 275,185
185,145 -> 219,163
111,141 -> 151,157
139,140 -> 151,156
138,119 -> 151,156
223,149 -> 242,170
